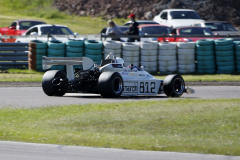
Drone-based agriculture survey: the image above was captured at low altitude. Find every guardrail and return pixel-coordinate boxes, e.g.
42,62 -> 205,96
0,43 -> 29,70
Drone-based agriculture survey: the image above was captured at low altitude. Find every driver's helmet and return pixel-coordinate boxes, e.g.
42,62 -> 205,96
116,57 -> 124,65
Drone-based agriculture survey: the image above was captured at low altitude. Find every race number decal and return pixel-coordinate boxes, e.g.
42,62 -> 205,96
139,81 -> 156,94
123,81 -> 138,93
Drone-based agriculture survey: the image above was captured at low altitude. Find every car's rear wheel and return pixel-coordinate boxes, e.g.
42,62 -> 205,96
42,70 -> 68,96
163,74 -> 185,97
98,72 -> 123,98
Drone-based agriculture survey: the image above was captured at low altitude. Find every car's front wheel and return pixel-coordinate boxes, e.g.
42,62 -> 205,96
98,72 -> 123,98
42,70 -> 68,96
163,74 -> 185,97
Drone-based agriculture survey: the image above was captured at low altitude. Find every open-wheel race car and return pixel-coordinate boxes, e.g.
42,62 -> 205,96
41,54 -> 194,98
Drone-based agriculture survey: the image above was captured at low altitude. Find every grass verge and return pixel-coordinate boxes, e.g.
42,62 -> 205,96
1,99 -> 240,155
1,69 -> 239,82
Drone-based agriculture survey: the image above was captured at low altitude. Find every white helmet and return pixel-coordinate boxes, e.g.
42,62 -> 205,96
116,57 -> 124,65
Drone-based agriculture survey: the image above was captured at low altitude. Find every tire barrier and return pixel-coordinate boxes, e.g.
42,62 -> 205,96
47,40 -> 66,71
140,41 -> 158,73
177,42 -> 195,74
28,40 -> 47,72
196,39 -> 215,74
66,39 -> 84,70
84,40 -> 103,65
158,42 -> 177,73
214,38 -> 235,73
235,41 -> 240,73
103,41 -> 122,58
122,42 -> 140,66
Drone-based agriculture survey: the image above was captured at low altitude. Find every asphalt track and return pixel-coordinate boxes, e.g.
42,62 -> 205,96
1,86 -> 240,160
0,86 -> 240,108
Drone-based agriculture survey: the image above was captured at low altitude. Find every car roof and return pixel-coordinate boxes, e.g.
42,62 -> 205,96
162,9 -> 196,12
32,24 -> 68,28
138,24 -> 170,28
175,26 -> 209,30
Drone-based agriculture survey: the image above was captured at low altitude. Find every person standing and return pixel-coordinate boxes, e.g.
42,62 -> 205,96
105,20 -> 123,41
126,13 -> 139,42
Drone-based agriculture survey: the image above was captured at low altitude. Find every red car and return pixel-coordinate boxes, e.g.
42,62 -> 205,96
0,19 -> 46,42
158,26 -> 220,42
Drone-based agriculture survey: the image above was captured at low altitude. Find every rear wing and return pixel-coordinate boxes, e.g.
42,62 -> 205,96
42,56 -> 94,80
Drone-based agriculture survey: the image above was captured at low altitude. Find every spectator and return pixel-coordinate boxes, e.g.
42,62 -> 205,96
105,20 -> 123,41
126,13 -> 139,42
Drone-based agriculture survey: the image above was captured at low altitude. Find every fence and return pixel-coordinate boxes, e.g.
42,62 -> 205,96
0,43 -> 29,70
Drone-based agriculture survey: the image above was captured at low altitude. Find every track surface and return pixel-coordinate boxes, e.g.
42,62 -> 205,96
0,86 -> 240,108
1,86 -> 240,160
0,141 -> 239,160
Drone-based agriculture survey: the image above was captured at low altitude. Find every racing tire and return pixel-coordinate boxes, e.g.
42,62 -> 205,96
159,49 -> 176,56
66,40 -> 84,47
122,42 -> 139,51
84,40 -> 103,50
104,48 -> 122,55
141,49 -> 158,56
29,40 -> 47,49
163,74 -> 185,97
159,43 -> 176,50
42,70 -> 69,96
177,42 -> 195,49
214,38 -> 233,46
103,41 -> 122,49
98,72 -> 123,98
140,41 -> 158,50
48,40 -> 65,50
196,39 -> 214,46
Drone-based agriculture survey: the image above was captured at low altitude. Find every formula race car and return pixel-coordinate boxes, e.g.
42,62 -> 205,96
41,54 -> 194,98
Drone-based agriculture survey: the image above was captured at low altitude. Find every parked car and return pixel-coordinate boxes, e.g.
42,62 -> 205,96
100,26 -> 129,41
139,24 -> 172,41
193,21 -> 240,36
15,24 -> 80,42
153,9 -> 204,28
0,19 -> 46,42
158,26 -> 220,42
124,20 -> 158,26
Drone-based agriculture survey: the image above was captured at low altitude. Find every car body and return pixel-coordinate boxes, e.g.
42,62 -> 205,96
100,26 -> 129,41
153,9 -> 205,28
124,20 -> 158,26
41,54 -> 193,98
0,19 -> 46,42
158,26 -> 220,42
138,24 -> 172,41
192,21 -> 240,36
15,24 -> 79,42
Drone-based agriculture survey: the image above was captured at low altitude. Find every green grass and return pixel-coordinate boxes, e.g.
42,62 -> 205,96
0,0 -> 126,34
0,69 -> 240,82
1,99 -> 240,155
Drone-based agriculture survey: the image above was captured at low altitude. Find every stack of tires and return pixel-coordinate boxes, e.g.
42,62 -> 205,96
66,40 -> 84,57
214,38 -> 235,73
47,40 -> 66,71
122,42 -> 140,66
177,42 -> 196,74
28,40 -> 47,72
140,41 -> 158,73
158,43 -> 177,73
103,41 -> 122,58
196,39 -> 215,74
84,40 -> 103,65
235,41 -> 240,73
66,39 -> 84,70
